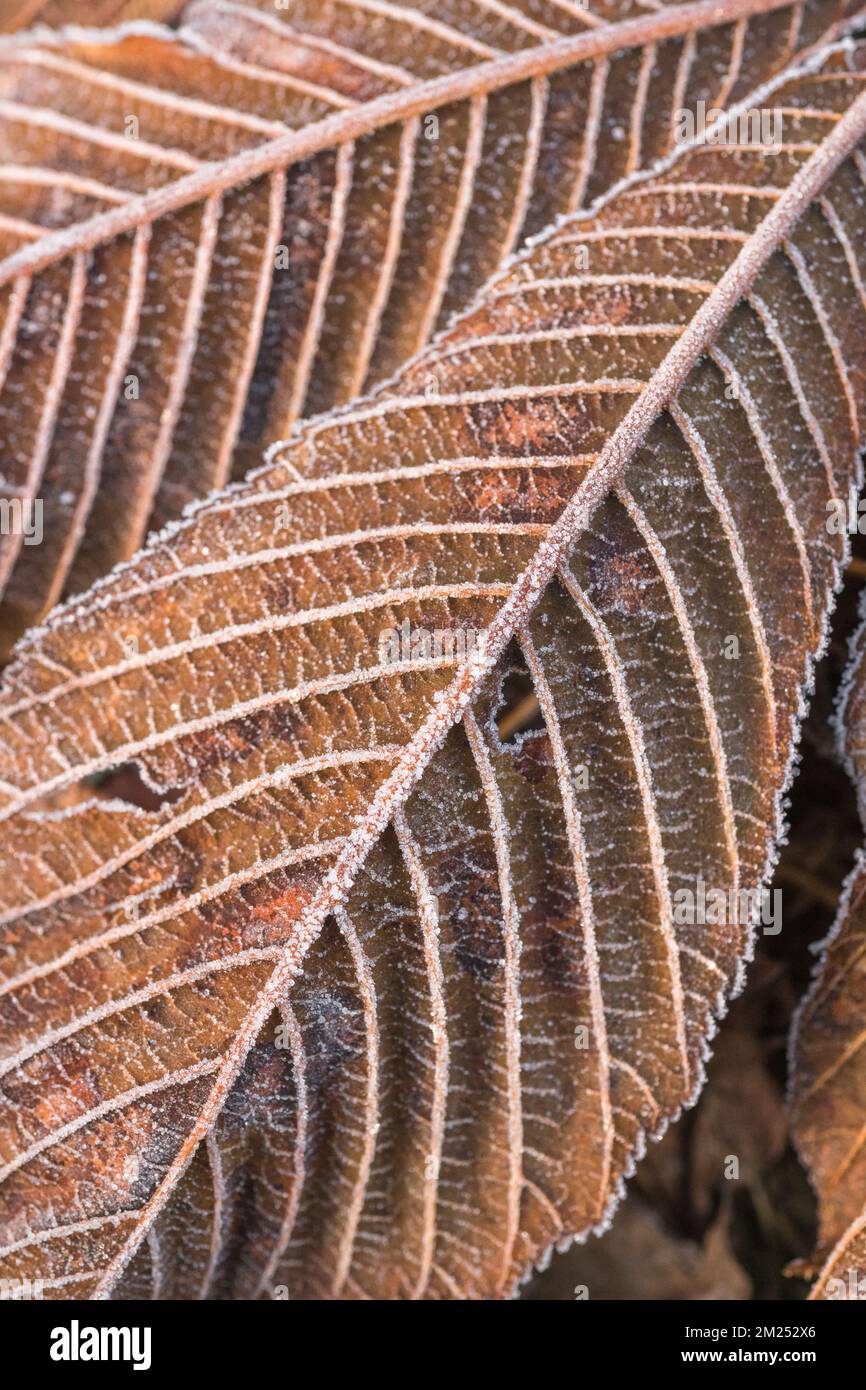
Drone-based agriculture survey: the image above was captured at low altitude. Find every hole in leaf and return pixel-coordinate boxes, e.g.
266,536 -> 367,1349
493,643 -> 544,744
84,762 -> 184,812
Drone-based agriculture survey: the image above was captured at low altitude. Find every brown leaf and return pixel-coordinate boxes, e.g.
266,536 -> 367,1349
527,955 -> 804,1298
0,2 -> 187,34
790,609 -> 866,1299
525,1197 -> 751,1300
691,1005 -> 788,1225
3,32 -> 866,1300
0,0 -> 857,654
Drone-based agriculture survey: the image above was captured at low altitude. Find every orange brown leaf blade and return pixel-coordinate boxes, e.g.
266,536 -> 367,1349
3,37 -> 866,1298
0,1 -> 188,32
0,0 -> 859,656
790,603 -> 866,1299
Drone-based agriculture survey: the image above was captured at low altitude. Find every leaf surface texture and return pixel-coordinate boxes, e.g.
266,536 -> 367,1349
3,35 -> 866,1297
0,0 -> 858,652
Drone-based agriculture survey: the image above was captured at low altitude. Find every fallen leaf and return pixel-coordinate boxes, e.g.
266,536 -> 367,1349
0,0 -> 857,653
3,30 -> 866,1300
790,603 -> 866,1299
525,1196 -> 751,1299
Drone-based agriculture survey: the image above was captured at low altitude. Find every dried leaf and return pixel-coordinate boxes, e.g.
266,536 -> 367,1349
0,2 -> 188,34
690,991 -> 788,1225
3,33 -> 866,1300
526,1197 -> 751,1300
0,0 -> 857,654
790,605 -> 866,1299
528,963 -> 792,1300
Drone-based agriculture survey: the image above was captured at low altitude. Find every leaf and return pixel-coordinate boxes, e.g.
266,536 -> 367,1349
3,32 -> 866,1301
790,602 -> 866,1299
688,975 -> 788,1226
528,961 -> 791,1299
0,0 -> 857,657
527,1195 -> 752,1299
0,1 -> 188,34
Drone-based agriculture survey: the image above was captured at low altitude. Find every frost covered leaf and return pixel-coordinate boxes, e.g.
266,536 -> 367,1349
0,1 -> 188,34
3,36 -> 866,1300
0,0 -> 857,656
790,611 -> 866,1300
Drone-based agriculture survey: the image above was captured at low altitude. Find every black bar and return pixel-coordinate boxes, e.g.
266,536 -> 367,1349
1,1294 -> 859,1377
